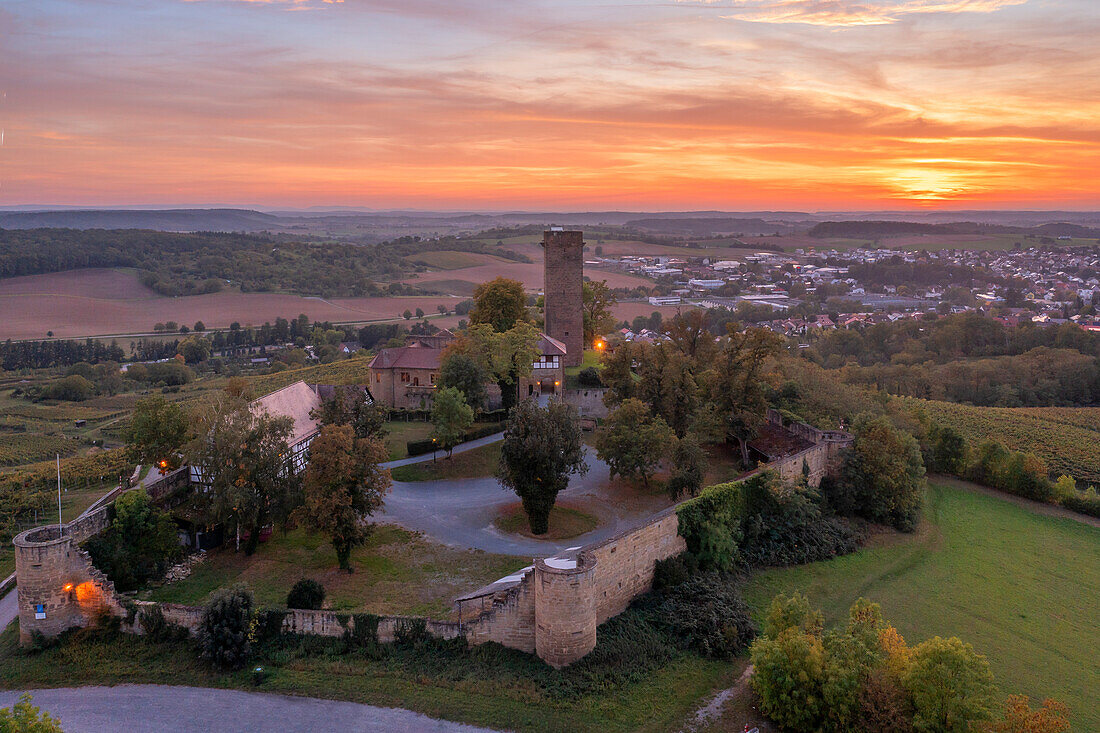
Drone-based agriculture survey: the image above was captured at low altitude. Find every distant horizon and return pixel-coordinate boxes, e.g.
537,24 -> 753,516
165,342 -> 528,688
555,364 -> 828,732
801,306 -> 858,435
2,205 -> 1100,217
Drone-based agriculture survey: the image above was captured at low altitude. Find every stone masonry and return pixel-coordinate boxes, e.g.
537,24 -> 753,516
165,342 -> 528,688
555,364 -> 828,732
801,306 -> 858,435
542,229 -> 585,367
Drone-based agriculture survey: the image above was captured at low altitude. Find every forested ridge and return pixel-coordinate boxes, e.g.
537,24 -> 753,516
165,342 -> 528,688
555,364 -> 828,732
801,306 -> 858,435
0,228 -> 530,297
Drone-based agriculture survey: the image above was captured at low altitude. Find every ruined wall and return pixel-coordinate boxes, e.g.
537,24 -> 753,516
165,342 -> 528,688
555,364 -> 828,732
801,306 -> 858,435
562,387 -> 609,419
463,573 -> 537,653
543,230 -> 585,367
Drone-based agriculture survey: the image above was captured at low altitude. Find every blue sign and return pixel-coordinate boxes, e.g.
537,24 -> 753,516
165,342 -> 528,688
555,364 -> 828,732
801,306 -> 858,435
34,604 -> 46,620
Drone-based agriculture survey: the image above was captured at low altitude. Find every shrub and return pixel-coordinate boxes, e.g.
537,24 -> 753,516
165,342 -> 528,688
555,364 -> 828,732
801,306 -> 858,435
0,693 -> 64,733
139,605 -> 168,640
577,367 -> 603,387
83,489 -> 182,592
346,613 -> 380,648
739,473 -> 859,567
1062,488 -> 1100,518
393,617 -> 428,646
652,552 -> 698,590
643,572 -> 756,659
676,481 -> 744,570
286,579 -> 325,610
254,608 -> 288,643
198,586 -> 254,670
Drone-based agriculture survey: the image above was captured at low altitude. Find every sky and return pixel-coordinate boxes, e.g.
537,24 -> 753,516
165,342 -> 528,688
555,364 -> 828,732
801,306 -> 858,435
2,0 -> 1099,210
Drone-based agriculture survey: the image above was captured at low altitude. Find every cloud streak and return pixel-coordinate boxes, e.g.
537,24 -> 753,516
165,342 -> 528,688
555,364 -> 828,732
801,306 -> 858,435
684,0 -> 1029,26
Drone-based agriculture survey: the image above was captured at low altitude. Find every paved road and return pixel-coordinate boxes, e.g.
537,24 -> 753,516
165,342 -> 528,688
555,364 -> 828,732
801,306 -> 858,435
0,584 -> 17,633
0,686 -> 496,732
378,446 -> 671,556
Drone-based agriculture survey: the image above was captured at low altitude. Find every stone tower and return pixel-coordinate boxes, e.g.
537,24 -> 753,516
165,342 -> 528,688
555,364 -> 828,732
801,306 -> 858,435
542,228 -> 584,366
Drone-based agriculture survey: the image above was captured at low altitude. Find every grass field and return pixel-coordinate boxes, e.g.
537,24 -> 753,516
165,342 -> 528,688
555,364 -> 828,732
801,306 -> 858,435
900,398 -> 1100,484
405,250 -> 515,270
493,503 -> 600,540
390,442 -> 500,481
743,481 -> 1100,730
144,524 -> 526,619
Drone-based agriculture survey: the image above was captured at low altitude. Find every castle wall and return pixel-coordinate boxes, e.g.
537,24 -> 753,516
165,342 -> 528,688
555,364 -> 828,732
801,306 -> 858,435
562,387 -> 609,419
543,230 -> 585,367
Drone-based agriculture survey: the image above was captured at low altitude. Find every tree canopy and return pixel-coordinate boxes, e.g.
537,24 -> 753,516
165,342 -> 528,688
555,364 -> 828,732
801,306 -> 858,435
497,399 -> 587,534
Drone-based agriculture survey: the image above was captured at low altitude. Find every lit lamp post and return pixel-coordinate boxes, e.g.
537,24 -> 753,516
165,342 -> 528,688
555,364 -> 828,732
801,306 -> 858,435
432,437 -> 437,463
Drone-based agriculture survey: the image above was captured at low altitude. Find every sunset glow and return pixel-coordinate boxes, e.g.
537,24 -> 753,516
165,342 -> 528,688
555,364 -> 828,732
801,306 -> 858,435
3,0 -> 1099,209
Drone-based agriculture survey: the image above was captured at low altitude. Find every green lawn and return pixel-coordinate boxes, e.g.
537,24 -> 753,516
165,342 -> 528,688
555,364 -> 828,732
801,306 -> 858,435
143,525 -> 526,618
390,442 -> 500,482
494,503 -> 599,540
744,481 -> 1100,731
381,420 -> 435,460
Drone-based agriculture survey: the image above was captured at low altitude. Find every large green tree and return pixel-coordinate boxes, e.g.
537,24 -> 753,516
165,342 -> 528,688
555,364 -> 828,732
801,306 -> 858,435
431,386 -> 474,457
294,424 -> 390,571
582,279 -> 617,344
125,395 -> 191,472
705,326 -> 785,466
452,322 -> 539,411
903,636 -> 997,733
470,277 -> 529,332
497,399 -> 587,534
595,398 -> 673,488
438,352 -> 488,410
310,386 -> 387,439
832,415 -> 926,531
186,395 -> 300,555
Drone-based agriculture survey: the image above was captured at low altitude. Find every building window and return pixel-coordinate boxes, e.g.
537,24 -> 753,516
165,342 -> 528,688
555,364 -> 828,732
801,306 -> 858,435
375,373 -> 381,383
412,376 -> 420,386
400,372 -> 410,383
430,373 -> 436,384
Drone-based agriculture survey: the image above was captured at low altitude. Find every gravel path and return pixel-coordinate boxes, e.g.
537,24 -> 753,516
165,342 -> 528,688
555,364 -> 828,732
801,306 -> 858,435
0,685 -> 498,733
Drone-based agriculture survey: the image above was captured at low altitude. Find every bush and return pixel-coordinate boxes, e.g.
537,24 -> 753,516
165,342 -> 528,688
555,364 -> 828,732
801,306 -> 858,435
652,552 -> 699,590
286,579 -> 325,610
138,604 -> 189,643
254,608 -> 288,644
198,586 -> 254,670
1062,489 -> 1100,518
577,367 -> 603,387
393,617 -> 428,646
642,572 -> 756,659
0,693 -> 64,732
676,481 -> 744,570
345,613 -> 380,648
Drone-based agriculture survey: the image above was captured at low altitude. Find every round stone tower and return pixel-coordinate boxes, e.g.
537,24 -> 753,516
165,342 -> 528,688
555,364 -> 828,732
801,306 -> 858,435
534,552 -> 597,667
13,526 -> 86,646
